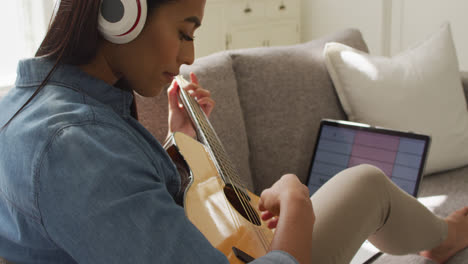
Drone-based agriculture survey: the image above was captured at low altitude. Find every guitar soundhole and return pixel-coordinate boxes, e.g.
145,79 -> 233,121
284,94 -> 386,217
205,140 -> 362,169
224,184 -> 261,226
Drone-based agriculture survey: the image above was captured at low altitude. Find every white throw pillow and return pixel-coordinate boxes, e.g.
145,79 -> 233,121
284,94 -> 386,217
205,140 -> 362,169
323,23 -> 468,175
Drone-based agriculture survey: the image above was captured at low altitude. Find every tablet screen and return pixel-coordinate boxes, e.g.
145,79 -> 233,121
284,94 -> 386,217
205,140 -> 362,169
306,120 -> 430,197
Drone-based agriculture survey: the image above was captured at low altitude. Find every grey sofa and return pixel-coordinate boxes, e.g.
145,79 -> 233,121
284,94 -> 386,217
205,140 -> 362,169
136,28 -> 468,263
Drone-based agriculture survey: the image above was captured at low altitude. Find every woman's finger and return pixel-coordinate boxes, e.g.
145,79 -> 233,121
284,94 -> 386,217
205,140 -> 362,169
197,97 -> 215,115
190,72 -> 199,85
194,88 -> 211,99
261,211 -> 274,221
167,81 -> 182,110
267,218 -> 279,229
258,189 -> 281,217
261,211 -> 279,229
184,84 -> 211,100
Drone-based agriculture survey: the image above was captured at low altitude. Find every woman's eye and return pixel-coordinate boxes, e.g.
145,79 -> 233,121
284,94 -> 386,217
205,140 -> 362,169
179,31 -> 195,42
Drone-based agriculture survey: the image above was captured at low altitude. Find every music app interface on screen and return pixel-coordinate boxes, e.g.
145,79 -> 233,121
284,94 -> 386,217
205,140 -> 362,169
308,125 -> 426,195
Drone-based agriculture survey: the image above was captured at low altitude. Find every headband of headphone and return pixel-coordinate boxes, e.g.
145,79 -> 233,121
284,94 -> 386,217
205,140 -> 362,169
98,0 -> 148,44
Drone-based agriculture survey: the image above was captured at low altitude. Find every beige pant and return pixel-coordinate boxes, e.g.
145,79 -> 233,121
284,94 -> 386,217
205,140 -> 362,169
310,164 -> 448,263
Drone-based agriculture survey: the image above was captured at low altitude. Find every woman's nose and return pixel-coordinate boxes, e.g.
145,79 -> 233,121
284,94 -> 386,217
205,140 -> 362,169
178,43 -> 195,66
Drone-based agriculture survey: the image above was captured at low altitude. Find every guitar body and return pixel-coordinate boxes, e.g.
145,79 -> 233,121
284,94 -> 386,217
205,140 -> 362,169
166,132 -> 274,263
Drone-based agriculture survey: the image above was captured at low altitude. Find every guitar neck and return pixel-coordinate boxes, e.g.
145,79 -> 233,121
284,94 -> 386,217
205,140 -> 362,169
174,76 -> 240,186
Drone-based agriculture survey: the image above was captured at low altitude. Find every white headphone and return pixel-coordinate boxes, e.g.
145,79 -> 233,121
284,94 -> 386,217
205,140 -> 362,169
98,0 -> 148,44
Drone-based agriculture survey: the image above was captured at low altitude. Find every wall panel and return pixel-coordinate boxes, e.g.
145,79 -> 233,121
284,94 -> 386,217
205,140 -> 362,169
301,0 -> 388,55
302,0 -> 468,71
391,0 -> 468,71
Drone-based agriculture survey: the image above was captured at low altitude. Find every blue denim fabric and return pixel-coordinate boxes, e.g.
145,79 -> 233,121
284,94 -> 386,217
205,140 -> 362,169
0,58 -> 297,264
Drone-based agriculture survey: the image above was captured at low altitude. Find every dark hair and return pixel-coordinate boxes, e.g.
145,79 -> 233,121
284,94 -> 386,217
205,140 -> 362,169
1,0 -> 173,131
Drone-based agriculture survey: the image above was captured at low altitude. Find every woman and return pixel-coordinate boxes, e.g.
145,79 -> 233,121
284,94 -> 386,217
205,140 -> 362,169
0,0 -> 466,263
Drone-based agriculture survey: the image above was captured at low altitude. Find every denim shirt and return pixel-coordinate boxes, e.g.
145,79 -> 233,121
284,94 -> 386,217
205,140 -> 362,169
0,58 -> 297,264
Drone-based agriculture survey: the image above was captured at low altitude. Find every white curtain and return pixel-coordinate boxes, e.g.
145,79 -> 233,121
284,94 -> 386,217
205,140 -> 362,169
0,0 -> 56,91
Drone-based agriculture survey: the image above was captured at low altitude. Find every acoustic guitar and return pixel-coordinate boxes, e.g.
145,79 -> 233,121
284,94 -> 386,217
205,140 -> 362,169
164,75 -> 274,263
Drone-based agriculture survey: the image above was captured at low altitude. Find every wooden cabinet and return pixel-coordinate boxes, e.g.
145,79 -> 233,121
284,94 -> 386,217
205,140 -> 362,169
267,20 -> 300,47
228,25 -> 266,50
194,0 -> 301,58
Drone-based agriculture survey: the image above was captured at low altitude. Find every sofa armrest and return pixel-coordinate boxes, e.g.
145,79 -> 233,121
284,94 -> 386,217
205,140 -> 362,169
462,72 -> 468,106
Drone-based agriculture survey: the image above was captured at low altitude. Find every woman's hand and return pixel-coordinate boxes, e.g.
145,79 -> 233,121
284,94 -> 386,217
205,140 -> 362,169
166,72 -> 215,139
259,174 -> 315,264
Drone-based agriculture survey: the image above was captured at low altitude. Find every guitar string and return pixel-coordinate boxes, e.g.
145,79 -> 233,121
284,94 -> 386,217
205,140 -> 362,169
196,117 -> 271,251
178,79 -> 251,195
178,80 -> 271,251
177,81 -> 249,227
199,128 -> 272,250
181,90 -> 254,213
181,86 -> 263,244
187,90 -> 273,251
179,84 -> 252,213
176,78 -> 270,249
178,86 -> 247,236
191,103 -> 270,251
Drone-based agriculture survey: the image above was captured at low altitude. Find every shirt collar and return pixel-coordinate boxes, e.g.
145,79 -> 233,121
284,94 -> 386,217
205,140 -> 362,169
15,57 -> 134,117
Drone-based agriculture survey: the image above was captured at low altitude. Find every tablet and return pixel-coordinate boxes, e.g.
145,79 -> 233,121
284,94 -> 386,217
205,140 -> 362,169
306,119 -> 431,197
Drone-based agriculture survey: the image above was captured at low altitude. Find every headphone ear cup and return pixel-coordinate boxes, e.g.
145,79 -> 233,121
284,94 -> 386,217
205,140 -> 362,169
98,0 -> 147,44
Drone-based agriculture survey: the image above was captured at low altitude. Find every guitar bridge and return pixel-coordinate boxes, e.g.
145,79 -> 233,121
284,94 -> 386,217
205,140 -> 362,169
232,247 -> 255,263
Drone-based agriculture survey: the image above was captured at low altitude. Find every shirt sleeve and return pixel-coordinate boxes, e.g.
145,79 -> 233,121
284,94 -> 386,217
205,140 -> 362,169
37,123 -> 228,263
251,251 -> 299,264
37,122 -> 298,264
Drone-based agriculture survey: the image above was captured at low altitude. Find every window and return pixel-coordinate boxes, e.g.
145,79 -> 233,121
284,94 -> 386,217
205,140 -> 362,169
0,0 -> 55,92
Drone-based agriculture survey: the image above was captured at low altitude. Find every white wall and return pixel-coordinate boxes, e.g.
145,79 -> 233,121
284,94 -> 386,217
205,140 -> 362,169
391,0 -> 468,71
301,0 -> 391,55
301,0 -> 468,71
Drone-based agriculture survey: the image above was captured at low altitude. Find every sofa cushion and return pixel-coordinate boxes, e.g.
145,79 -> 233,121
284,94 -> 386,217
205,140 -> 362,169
134,92 -> 169,143
136,52 -> 254,191
323,23 -> 468,175
230,29 -> 369,194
